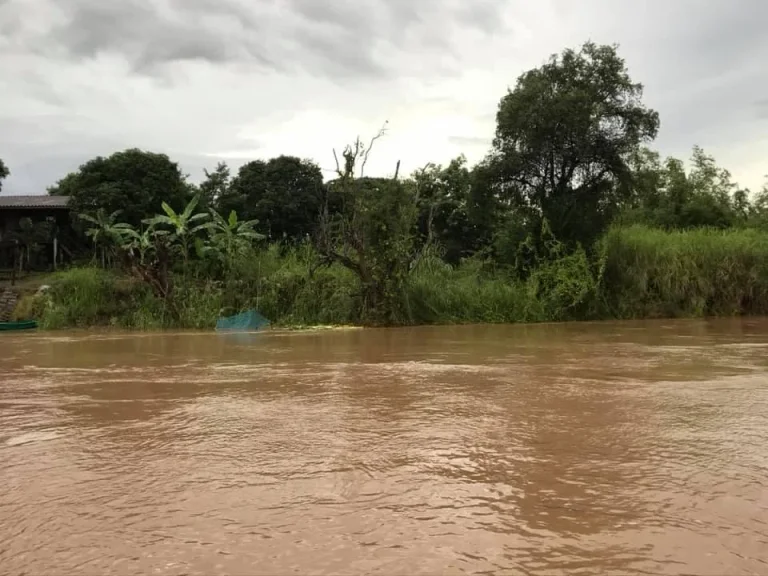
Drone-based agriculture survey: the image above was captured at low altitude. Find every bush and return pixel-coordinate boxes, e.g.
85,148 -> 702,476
29,267 -> 164,329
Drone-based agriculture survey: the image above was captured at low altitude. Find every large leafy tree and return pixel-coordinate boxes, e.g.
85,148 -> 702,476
0,158 -> 8,192
49,149 -> 193,228
489,42 -> 660,248
218,155 -> 324,242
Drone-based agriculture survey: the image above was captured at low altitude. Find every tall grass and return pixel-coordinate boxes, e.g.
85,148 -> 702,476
599,225 -> 768,318
27,267 -> 163,329
405,245 -> 597,324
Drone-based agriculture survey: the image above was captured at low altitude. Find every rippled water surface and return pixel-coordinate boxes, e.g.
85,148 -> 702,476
2,319 -> 768,575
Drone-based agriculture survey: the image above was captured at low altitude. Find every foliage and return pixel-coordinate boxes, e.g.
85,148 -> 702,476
0,157 -> 8,192
218,155 -> 324,242
316,132 -> 418,325
409,155 -> 478,264
144,194 -> 210,267
599,225 -> 768,318
49,148 -> 192,228
488,42 -> 659,249
620,146 -> 749,229
198,162 -> 231,211
79,209 -> 133,268
28,268 -> 162,329
206,209 -> 264,272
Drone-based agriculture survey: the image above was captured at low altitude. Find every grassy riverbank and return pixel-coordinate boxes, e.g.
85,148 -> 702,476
14,226 -> 768,330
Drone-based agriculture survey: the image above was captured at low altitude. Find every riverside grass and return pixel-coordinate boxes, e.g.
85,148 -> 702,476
599,225 -> 768,319
16,226 -> 768,330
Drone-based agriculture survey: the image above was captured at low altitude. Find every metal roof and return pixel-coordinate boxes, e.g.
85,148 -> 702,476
0,195 -> 70,209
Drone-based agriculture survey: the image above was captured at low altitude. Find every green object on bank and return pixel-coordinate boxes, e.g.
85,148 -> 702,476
0,320 -> 38,331
215,310 -> 270,332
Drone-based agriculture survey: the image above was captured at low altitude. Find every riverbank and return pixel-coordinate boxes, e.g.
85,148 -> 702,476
12,226 -> 768,330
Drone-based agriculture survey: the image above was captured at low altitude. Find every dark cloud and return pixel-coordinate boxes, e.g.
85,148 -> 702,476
2,0 -> 509,81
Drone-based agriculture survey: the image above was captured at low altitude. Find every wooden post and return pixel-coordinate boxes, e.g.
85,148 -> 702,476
53,236 -> 58,271
11,243 -> 17,287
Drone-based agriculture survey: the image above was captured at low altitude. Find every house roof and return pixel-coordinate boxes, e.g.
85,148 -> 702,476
0,195 -> 70,209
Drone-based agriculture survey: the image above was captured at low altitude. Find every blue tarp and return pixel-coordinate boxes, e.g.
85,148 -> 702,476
215,309 -> 270,332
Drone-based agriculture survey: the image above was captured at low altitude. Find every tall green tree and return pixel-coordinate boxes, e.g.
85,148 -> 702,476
489,42 -> 660,249
0,158 -> 8,192
49,149 -> 193,228
219,156 -> 324,242
410,156 -> 478,264
621,146 -> 748,229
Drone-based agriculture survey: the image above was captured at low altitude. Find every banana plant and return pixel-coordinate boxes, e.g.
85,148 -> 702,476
207,209 -> 264,269
119,224 -> 169,265
79,209 -> 133,268
144,194 -> 211,270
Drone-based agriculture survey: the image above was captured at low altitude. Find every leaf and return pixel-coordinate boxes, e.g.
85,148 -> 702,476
79,213 -> 100,225
182,194 -> 200,219
145,215 -> 174,226
190,222 -> 214,235
161,202 -> 176,218
228,210 -> 238,228
189,212 -> 210,223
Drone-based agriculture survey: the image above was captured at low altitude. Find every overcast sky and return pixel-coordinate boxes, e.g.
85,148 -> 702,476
1,0 -> 766,195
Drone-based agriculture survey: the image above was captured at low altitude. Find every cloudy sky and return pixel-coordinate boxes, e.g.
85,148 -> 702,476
1,0 -> 766,195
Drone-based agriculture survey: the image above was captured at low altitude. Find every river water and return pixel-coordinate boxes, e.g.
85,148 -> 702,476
1,319 -> 767,575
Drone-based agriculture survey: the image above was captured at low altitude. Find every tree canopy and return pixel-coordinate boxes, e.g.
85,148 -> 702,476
488,42 -> 660,248
49,149 -> 192,228
198,162 -> 231,211
217,156 -> 324,242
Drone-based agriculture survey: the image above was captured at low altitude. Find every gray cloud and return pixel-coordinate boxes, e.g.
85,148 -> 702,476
1,0 -> 767,196
2,0 -> 509,80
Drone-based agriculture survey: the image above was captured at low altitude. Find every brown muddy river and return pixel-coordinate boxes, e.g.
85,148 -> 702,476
1,320 -> 767,575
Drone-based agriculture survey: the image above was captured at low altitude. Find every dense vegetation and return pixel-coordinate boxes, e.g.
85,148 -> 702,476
7,42 -> 768,329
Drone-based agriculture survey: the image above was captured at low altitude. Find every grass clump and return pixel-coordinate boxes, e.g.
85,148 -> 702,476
599,225 -> 768,318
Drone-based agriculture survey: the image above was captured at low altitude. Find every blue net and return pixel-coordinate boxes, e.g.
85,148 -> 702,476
215,309 -> 271,332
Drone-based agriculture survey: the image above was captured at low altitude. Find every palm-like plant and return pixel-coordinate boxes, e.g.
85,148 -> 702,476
207,209 -> 264,268
79,209 -> 133,268
144,194 -> 210,269
120,224 -> 169,265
